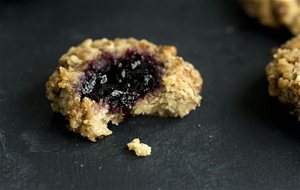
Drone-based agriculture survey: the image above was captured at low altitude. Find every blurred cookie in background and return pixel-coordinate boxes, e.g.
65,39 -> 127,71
241,0 -> 300,35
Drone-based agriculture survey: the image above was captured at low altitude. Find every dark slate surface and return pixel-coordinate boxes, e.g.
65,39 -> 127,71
0,0 -> 300,189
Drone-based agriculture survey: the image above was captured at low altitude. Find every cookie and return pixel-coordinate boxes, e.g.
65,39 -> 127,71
241,0 -> 280,28
266,35 -> 300,120
241,0 -> 300,35
46,38 -> 203,141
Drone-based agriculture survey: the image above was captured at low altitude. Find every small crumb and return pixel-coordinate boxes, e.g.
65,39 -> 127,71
127,166 -> 132,171
80,164 -> 84,167
127,138 -> 151,157
98,166 -> 102,170
197,124 -> 201,127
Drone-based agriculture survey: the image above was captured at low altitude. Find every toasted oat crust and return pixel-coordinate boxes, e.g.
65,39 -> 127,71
241,0 -> 300,35
46,38 -> 203,141
266,35 -> 300,120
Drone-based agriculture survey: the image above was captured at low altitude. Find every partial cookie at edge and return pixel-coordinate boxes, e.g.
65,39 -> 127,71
241,0 -> 300,35
266,35 -> 300,120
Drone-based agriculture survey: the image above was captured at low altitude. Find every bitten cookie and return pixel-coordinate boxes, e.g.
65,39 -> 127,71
266,35 -> 300,120
241,0 -> 300,35
46,38 -> 203,141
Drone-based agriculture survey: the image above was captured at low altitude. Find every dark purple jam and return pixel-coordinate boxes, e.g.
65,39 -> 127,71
79,50 -> 163,115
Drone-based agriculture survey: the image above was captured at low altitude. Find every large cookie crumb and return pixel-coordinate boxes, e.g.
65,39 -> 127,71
127,138 -> 151,157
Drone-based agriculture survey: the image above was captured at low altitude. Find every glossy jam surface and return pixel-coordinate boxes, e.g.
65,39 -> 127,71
79,50 -> 163,115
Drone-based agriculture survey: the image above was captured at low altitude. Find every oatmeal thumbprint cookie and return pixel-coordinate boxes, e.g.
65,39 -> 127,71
266,35 -> 300,120
46,38 -> 203,141
241,0 -> 300,35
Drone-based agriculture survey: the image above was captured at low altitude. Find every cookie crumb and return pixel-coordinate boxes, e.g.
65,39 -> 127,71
127,138 -> 151,157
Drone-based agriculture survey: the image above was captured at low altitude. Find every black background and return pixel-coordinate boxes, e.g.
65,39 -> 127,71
1,0 -> 300,189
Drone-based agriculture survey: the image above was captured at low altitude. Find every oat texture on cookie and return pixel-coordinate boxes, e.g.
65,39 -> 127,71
241,0 -> 300,35
266,35 -> 300,120
46,38 -> 203,141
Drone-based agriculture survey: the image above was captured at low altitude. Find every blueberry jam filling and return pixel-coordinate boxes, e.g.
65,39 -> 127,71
79,50 -> 163,115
